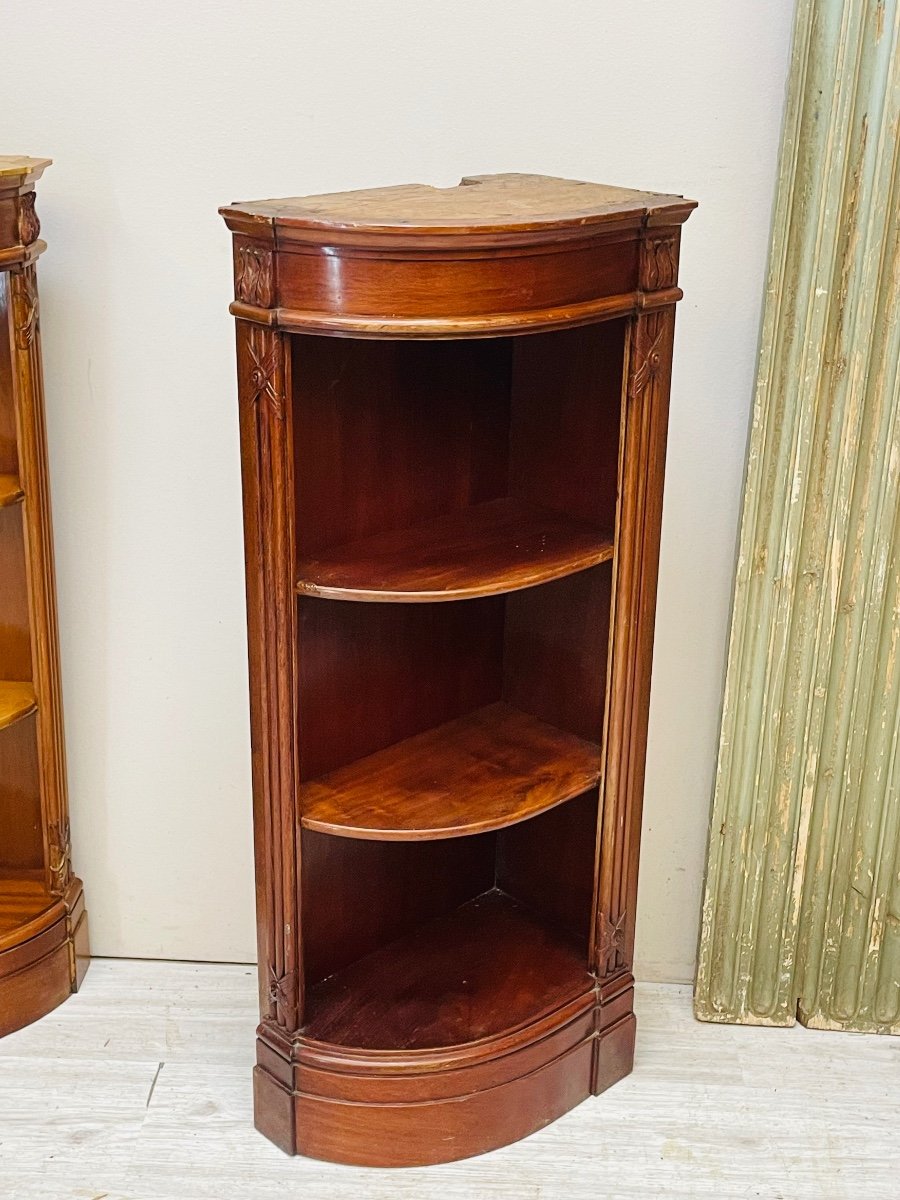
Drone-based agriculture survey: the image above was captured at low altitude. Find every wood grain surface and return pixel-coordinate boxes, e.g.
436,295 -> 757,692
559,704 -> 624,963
300,702 -> 601,839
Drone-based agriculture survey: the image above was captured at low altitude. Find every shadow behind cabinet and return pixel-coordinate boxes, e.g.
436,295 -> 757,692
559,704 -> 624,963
0,158 -> 88,1036
222,173 -> 695,1166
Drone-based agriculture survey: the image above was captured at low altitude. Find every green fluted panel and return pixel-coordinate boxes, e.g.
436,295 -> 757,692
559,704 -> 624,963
695,0 -> 900,1032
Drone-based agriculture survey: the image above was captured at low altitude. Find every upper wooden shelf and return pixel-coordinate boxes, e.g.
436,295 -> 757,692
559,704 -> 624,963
300,701 -> 602,841
296,498 -> 613,603
0,475 -> 23,508
0,682 -> 36,731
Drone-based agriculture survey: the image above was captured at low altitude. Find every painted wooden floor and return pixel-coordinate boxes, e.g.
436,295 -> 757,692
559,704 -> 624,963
0,961 -> 895,1199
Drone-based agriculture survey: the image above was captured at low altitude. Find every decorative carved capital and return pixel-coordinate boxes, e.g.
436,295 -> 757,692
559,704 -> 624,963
17,191 -> 41,246
597,910 -> 627,968
640,236 -> 678,291
11,268 -> 39,350
268,967 -> 300,1030
236,245 -> 274,308
628,312 -> 667,400
48,818 -> 71,896
246,325 -> 285,420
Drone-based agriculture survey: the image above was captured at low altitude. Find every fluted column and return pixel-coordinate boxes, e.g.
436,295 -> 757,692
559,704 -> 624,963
695,0 -> 900,1032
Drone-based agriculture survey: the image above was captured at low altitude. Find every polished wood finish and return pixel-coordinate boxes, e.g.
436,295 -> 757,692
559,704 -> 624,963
301,701 -> 601,840
296,497 -> 613,603
0,159 -> 87,1038
222,172 -> 694,1165
0,681 -> 36,729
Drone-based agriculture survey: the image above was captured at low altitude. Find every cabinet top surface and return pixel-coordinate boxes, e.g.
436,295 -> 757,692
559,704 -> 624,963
0,156 -> 51,178
221,172 -> 696,236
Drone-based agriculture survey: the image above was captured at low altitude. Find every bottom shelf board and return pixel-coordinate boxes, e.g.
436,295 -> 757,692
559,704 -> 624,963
302,890 -> 593,1051
0,875 -> 55,945
0,682 -> 37,731
300,701 -> 602,840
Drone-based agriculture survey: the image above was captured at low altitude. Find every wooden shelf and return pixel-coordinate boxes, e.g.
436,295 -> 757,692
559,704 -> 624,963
295,497 -> 613,603
300,701 -> 602,840
0,475 -> 23,508
303,890 -> 592,1050
0,681 -> 36,731
0,875 -> 55,948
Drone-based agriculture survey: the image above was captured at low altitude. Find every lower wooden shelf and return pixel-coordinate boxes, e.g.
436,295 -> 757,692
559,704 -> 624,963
300,701 -> 602,840
0,475 -> 23,508
0,682 -> 37,731
302,889 -> 592,1050
0,874 -> 55,944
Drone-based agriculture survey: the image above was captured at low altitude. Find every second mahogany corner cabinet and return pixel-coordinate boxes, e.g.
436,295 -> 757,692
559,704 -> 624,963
221,173 -> 695,1167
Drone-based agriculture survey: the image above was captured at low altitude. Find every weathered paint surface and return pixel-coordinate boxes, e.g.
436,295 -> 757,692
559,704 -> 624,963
695,0 -> 900,1033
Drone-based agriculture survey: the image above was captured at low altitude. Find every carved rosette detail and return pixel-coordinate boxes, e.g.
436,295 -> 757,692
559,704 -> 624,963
11,268 -> 40,350
640,236 -> 678,292
236,245 -> 275,308
597,910 -> 627,970
48,818 -> 72,896
246,325 -> 285,420
268,967 -> 300,1030
628,312 -> 667,400
17,192 -> 41,246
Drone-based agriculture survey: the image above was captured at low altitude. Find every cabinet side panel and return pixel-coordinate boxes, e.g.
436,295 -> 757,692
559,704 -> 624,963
292,336 -> 511,557
298,596 -> 505,780
596,306 -> 675,976
301,829 -> 495,985
509,319 -> 624,528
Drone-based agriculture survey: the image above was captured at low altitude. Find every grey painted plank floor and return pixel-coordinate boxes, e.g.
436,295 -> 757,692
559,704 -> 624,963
0,960 -> 896,1199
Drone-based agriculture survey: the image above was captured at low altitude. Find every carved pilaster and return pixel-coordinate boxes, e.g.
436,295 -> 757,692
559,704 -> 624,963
595,305 -> 676,978
9,264 -> 71,895
235,319 -> 301,1033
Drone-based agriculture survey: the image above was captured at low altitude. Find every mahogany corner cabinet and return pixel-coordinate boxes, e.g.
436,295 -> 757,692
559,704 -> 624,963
221,173 -> 695,1167
0,158 -> 88,1037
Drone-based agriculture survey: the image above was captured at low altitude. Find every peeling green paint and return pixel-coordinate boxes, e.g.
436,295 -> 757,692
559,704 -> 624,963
695,0 -> 900,1034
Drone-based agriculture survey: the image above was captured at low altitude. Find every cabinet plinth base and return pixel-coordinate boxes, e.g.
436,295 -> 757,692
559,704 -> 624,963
254,979 -> 636,1166
0,877 -> 89,1038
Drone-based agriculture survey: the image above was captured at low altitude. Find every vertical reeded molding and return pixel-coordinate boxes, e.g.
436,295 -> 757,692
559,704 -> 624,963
696,0 -> 900,1032
235,314 -> 302,1034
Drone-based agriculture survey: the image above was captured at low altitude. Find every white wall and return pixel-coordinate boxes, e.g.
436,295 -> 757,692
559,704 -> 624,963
1,0 -> 794,978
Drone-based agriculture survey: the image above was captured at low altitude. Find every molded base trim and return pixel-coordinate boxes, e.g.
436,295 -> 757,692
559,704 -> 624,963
0,877 -> 89,1038
254,982 -> 637,1166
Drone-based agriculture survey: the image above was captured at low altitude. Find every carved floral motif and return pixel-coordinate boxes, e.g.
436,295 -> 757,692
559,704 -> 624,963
597,909 -> 627,967
629,313 -> 667,400
246,325 -> 285,420
236,245 -> 274,308
17,192 -> 40,246
48,818 -> 71,896
640,236 -> 678,291
269,967 -> 300,1030
11,269 -> 39,350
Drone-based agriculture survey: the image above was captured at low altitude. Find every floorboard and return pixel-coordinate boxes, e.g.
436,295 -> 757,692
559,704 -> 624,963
0,959 -> 894,1199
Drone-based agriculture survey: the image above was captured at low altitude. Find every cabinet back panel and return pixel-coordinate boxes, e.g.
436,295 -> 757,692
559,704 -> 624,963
297,596 -> 505,780
502,564 -> 611,744
0,506 -> 32,681
509,319 -> 624,529
0,278 -> 16,477
0,713 -> 42,871
292,336 -> 511,558
301,828 -> 495,987
497,788 -> 599,948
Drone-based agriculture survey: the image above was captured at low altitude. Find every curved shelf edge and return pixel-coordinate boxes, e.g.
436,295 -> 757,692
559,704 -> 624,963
299,702 -> 602,841
0,681 -> 37,731
0,474 -> 24,508
296,498 -> 614,605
